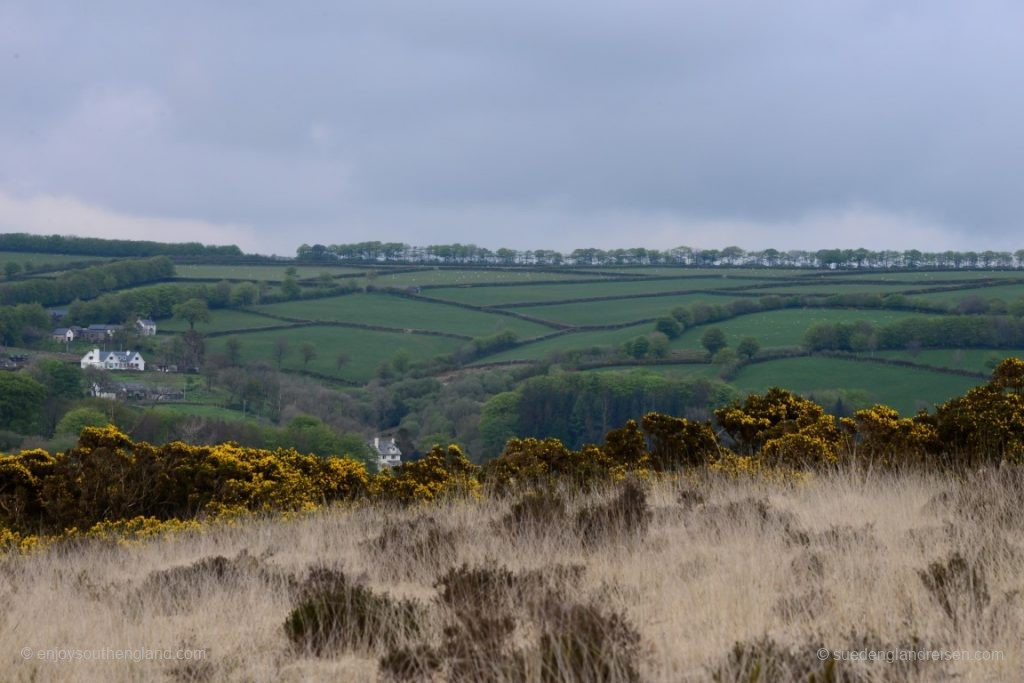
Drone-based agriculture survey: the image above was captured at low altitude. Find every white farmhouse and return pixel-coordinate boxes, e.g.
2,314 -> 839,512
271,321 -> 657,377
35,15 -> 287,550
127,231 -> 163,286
81,348 -> 146,371
51,327 -> 75,343
371,436 -> 402,470
136,318 -> 157,336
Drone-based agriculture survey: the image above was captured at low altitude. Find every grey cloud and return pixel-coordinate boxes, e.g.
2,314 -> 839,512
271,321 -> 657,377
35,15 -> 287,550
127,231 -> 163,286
2,1 -> 1023,253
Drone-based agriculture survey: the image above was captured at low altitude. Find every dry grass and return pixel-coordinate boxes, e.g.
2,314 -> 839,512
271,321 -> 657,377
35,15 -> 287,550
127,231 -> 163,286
3,467 -> 1023,681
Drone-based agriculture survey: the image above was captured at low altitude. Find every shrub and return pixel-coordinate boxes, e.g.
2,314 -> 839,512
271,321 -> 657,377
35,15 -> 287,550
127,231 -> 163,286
284,567 -> 425,655
501,491 -> 568,535
371,444 -> 480,504
379,644 -> 443,681
366,516 -> 458,580
575,480 -> 651,546
917,552 -> 990,628
714,388 -> 842,465
132,550 -> 290,614
701,327 -> 727,355
933,360 -> 1024,463
641,412 -> 719,471
538,601 -> 641,683
434,563 -> 525,680
847,405 -> 938,465
482,438 -> 623,493
0,426 -> 370,535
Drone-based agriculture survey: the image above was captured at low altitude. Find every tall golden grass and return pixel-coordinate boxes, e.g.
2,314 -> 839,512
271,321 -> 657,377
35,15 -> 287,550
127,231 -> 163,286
3,466 -> 1022,681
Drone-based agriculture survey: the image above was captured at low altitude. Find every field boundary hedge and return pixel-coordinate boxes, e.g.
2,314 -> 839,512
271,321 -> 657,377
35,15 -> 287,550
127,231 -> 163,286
218,310 -> 475,341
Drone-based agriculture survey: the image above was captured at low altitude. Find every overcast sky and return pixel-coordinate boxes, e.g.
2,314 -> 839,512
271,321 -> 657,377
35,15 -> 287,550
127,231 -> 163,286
2,1 -> 1023,255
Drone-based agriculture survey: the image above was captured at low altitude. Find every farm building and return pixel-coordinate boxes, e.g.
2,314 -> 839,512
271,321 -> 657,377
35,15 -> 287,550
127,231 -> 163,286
371,436 -> 402,470
80,348 -> 146,371
136,318 -> 158,336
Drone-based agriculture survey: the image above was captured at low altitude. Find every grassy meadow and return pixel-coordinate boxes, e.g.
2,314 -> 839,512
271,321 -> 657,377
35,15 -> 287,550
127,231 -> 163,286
5,469 -> 1021,682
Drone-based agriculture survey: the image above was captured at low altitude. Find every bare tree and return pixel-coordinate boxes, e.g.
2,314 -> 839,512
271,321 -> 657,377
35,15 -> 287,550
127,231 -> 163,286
300,342 -> 317,368
273,338 -> 290,368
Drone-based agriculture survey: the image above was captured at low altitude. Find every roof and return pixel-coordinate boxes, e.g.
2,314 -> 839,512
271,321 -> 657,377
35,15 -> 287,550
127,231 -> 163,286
137,319 -> 156,325
52,327 -> 71,334
371,437 -> 402,456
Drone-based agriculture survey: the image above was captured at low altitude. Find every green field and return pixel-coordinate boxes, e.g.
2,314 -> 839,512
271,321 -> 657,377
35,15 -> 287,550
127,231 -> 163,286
904,283 -> 1024,305
0,251 -> 109,266
582,364 -> 723,381
866,348 -> 1024,374
253,293 -> 555,338
829,270 -> 1023,282
474,323 -> 655,363
211,326 -> 463,382
730,357 -> 982,414
173,264 -> 366,280
589,267 -> 818,279
158,309 -> 290,334
372,269 -> 605,287
734,282 -> 921,295
509,293 -> 747,326
671,308 -> 941,350
428,276 -> 774,307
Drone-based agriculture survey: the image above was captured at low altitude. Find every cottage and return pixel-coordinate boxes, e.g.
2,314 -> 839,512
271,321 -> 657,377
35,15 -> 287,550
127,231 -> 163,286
136,318 -> 157,336
51,327 -> 75,343
80,348 -> 146,371
371,436 -> 402,470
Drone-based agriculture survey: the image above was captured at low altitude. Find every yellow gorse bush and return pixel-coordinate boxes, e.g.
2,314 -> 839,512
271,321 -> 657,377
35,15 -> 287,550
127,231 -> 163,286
4,358 -> 1024,549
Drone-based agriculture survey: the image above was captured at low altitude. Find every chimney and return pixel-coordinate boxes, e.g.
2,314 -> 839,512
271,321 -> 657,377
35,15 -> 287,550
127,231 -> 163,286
374,436 -> 380,450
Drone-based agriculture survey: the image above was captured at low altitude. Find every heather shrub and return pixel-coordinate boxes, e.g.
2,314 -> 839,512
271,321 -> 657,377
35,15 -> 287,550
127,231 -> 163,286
434,563 -> 526,681
500,490 -> 568,535
538,601 -> 641,683
284,567 -> 426,655
709,636 -> 845,682
365,515 -> 458,580
131,550 -> 292,615
379,643 -> 443,682
917,552 -> 990,628
575,480 -> 651,547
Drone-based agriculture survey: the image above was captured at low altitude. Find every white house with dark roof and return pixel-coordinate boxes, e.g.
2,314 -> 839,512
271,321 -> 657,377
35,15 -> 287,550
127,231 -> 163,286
135,318 -> 157,336
371,436 -> 402,470
80,348 -> 146,371
51,327 -> 75,343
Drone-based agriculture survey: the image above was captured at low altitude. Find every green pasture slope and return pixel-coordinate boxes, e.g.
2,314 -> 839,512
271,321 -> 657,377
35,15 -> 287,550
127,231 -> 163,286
210,326 -> 462,383
110,260 -> 1024,415
670,308 -> 944,351
173,264 -> 366,281
426,276 -> 780,307
474,323 -> 656,363
159,309 -> 290,334
252,293 -> 556,339
509,293 -> 749,326
729,357 -> 981,415
372,269 -> 605,287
